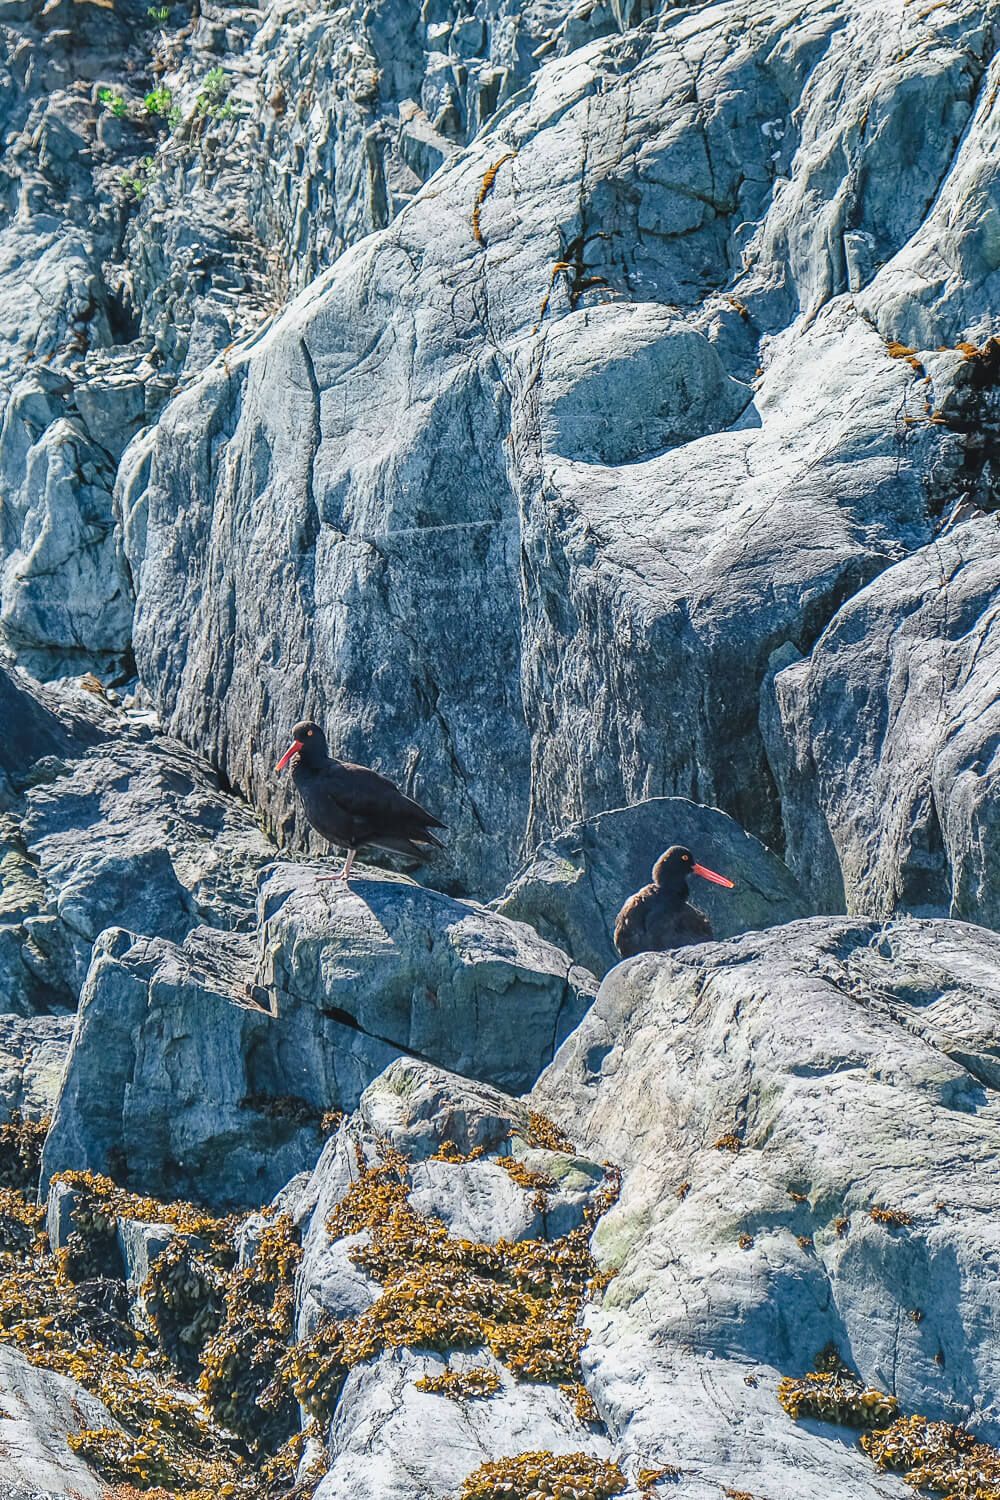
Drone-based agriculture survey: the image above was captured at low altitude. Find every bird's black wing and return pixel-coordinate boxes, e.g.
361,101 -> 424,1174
329,761 -> 446,846
673,903 -> 713,945
613,888 -> 653,958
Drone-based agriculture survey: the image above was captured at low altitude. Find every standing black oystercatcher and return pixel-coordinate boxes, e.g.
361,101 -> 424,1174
275,720 -> 446,883
613,845 -> 734,958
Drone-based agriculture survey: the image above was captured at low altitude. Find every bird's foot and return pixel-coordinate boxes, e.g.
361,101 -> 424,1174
316,850 -> 356,885
315,873 -> 346,884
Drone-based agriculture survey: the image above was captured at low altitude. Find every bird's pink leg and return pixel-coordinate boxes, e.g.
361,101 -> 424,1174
316,848 -> 356,884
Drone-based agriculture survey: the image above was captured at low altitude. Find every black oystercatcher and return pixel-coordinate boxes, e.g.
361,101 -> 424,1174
275,719 -> 445,883
613,845 -> 734,958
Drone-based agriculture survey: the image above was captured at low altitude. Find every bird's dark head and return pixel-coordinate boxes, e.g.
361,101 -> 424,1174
275,720 -> 327,772
652,845 -> 734,891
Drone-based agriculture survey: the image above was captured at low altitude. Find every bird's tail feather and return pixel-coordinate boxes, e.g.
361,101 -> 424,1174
375,831 -> 445,856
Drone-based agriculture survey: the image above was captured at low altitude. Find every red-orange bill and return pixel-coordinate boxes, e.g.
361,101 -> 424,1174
275,739 -> 303,772
691,862 -> 735,888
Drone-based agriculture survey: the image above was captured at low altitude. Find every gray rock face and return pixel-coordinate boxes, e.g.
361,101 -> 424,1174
0,660 -> 107,796
316,1351 -> 611,1500
356,1054 -> 534,1159
0,394 -> 134,679
0,1015 -> 73,1120
0,0 -> 612,682
0,1345 -> 119,1500
495,796 -> 809,975
532,916 -> 1000,1494
39,924 -> 301,1208
1,688 -> 272,1015
40,869 -> 594,1206
765,515 -> 1000,925
0,0 -> 995,916
259,864 -> 596,1092
0,0 -> 998,1487
121,0 -> 999,899
295,1059 -> 612,1500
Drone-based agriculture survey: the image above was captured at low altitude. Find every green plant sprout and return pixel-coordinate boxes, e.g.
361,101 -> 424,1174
143,85 -> 173,117
120,156 -> 159,201
98,87 -> 128,119
196,66 -> 235,120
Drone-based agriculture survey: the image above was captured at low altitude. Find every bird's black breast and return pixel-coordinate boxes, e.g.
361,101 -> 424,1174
292,762 -> 361,846
613,885 -> 713,957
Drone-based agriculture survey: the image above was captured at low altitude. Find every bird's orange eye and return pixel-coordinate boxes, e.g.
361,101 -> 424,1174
307,729 -> 313,736
683,854 -> 690,860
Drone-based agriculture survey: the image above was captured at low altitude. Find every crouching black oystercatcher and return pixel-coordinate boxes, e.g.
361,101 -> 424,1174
613,845 -> 734,958
275,720 -> 446,883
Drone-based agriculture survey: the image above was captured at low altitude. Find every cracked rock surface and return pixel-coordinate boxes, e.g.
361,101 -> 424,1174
294,1060 -> 614,1500
115,0 -> 999,903
0,0 -> 999,1488
39,865 -> 596,1208
533,917 -> 1000,1494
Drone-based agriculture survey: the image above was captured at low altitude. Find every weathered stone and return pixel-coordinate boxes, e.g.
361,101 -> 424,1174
0,1014 -> 72,1119
495,796 -> 809,975
0,407 -> 133,679
0,0 -> 998,1491
18,729 -> 272,997
535,303 -> 752,465
0,659 -> 107,795
315,1351 -> 611,1500
39,925 -> 310,1209
258,864 -> 596,1092
0,1344 -> 120,1500
40,872 -> 593,1206
357,1057 -> 532,1161
44,1179 -> 180,1295
764,516 -> 1000,926
0,665 -> 274,1014
124,0 -> 999,899
533,916 -> 1000,1494
295,1060 -> 611,1497
115,1217 -> 202,1296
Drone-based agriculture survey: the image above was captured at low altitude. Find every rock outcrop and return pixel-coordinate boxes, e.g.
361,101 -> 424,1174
1,0 -> 998,911
533,916 -> 1000,1494
40,868 -> 595,1207
0,0 -> 999,1490
9,895 -> 1000,1500
114,0 -> 998,906
0,667 -> 272,1014
765,514 -> 1000,926
285,1060 -> 616,1500
0,1345 -> 121,1500
496,795 -> 809,975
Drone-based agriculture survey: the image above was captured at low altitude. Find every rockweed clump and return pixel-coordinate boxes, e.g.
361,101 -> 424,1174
459,1450 -> 627,1500
779,1347 -> 1000,1500
0,1110 -> 48,1190
415,1365 -> 501,1400
282,1141 -> 619,1423
198,1213 -> 303,1448
0,1132 -> 620,1495
778,1369 -> 899,1427
862,1414 -> 1000,1496
0,1165 -> 318,1499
